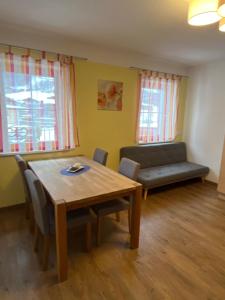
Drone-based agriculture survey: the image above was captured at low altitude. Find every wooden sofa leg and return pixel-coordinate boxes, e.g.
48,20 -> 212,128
201,176 -> 206,183
144,189 -> 148,201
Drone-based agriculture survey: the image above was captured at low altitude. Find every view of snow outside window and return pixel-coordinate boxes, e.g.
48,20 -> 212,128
140,87 -> 162,129
3,72 -> 57,148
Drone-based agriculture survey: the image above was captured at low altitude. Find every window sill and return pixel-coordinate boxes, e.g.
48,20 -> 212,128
0,148 -> 78,158
138,140 -> 175,145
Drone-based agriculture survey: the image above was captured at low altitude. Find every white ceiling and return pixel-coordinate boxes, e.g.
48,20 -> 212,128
0,0 -> 225,68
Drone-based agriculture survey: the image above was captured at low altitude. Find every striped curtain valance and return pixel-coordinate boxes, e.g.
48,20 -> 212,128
0,44 -> 77,64
139,70 -> 182,81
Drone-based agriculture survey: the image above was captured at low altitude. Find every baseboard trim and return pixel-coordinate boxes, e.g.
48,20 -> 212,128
205,180 -> 217,187
0,202 -> 25,212
218,193 -> 225,201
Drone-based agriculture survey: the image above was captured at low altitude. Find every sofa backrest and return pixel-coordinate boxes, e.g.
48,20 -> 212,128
120,142 -> 187,168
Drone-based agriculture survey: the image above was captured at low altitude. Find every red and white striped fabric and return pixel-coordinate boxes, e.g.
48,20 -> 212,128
136,70 -> 181,144
0,51 -> 79,153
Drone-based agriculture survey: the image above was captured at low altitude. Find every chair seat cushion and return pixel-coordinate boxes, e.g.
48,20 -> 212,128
67,208 -> 95,228
49,206 -> 95,233
138,162 -> 209,188
92,199 -> 129,217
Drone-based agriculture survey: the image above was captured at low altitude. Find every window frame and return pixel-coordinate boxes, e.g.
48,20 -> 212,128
0,52 -> 78,154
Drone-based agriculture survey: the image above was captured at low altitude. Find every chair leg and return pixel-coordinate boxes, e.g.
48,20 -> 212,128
96,216 -> 102,246
144,189 -> 148,201
29,204 -> 35,234
128,207 -> 131,234
115,212 -> 120,222
33,223 -> 40,252
42,235 -> 50,271
25,198 -> 30,219
85,223 -> 92,252
202,176 -> 206,183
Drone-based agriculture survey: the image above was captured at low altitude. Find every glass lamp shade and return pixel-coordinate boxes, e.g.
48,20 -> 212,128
219,17 -> 225,31
188,0 -> 221,26
218,0 -> 225,17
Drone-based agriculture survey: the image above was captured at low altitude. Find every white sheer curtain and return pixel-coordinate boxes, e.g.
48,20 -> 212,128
136,71 -> 181,144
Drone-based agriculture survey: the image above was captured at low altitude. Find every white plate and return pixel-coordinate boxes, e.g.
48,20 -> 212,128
67,165 -> 85,173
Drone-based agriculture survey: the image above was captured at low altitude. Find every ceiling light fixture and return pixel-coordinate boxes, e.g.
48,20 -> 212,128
188,0 -> 221,26
218,0 -> 225,17
219,17 -> 225,31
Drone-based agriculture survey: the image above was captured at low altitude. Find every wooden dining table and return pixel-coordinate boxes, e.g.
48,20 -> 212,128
28,156 -> 142,282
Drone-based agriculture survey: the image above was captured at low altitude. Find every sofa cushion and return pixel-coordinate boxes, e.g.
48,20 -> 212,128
138,162 -> 210,188
120,142 -> 187,168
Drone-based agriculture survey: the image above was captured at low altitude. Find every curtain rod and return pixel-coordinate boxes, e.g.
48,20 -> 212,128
129,66 -> 188,78
0,43 -> 88,61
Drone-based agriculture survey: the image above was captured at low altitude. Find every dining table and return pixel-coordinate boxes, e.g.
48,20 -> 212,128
28,156 -> 142,282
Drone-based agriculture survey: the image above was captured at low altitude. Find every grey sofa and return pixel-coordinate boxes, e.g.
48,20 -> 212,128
120,142 -> 209,200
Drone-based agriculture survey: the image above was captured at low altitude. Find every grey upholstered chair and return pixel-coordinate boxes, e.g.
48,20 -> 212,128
93,148 -> 108,166
24,169 -> 95,270
118,158 -> 140,181
92,157 -> 141,245
14,155 -> 33,225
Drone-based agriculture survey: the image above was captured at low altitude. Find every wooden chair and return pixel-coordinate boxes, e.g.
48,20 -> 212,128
24,169 -> 95,271
93,148 -> 108,166
92,157 -> 141,245
15,155 -> 34,230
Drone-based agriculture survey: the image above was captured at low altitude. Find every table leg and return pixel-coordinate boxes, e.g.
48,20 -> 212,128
55,199 -> 68,282
130,185 -> 142,249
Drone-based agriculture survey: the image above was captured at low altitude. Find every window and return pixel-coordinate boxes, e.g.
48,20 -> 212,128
0,52 -> 78,153
137,72 -> 180,144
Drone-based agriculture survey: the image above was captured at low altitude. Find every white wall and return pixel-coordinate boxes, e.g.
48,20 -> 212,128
0,23 -> 188,76
184,60 -> 225,183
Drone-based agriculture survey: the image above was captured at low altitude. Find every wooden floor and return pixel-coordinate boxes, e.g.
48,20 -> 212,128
1,180 -> 225,300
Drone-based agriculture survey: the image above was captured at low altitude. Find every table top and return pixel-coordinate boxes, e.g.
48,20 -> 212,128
28,156 -> 141,208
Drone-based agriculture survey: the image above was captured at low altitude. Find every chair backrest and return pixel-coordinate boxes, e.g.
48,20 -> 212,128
93,148 -> 108,166
120,142 -> 187,169
24,169 -> 50,235
14,154 -> 31,203
119,157 -> 140,180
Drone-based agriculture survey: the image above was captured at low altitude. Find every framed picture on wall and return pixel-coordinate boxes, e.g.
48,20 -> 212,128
97,79 -> 123,111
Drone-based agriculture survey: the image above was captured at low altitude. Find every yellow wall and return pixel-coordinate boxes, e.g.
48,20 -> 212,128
0,60 -> 187,208
75,61 -> 138,169
176,77 -> 188,141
